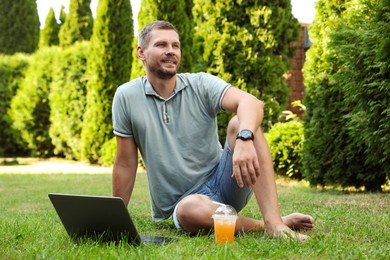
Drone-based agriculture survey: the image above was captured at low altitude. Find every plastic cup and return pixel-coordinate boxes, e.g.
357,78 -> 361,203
212,204 -> 238,244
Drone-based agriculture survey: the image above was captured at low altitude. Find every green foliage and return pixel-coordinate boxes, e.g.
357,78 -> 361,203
303,0 -> 389,191
59,0 -> 93,48
81,0 -> 134,163
265,121 -> 304,180
303,0 -> 347,190
40,8 -> 60,47
49,42 -> 90,160
100,137 -> 116,166
0,0 -> 40,54
193,0 -> 300,135
131,0 -> 194,79
130,37 -> 145,79
59,5 -> 67,25
0,54 -> 30,156
8,48 -> 57,157
101,137 -> 145,169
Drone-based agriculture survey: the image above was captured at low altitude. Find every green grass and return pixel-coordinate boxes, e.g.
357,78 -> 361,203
0,172 -> 389,259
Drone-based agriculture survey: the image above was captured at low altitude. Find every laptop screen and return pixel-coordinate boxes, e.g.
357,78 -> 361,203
48,193 -> 142,245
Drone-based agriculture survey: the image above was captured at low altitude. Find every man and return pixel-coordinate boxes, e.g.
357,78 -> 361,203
112,20 -> 314,240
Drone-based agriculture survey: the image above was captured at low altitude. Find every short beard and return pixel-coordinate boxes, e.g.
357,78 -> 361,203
152,65 -> 180,79
156,69 -> 177,79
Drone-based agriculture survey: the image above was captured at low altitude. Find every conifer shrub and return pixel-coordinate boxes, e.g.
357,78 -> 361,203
0,0 -> 40,54
303,0 -> 389,191
265,121 -> 304,180
100,137 -> 116,166
193,0 -> 300,134
49,42 -> 90,160
8,48 -> 56,157
81,0 -> 133,163
0,54 -> 30,156
59,0 -> 93,48
40,7 -> 60,47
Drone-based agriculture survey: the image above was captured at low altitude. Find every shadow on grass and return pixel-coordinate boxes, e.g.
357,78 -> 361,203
1,158 -> 21,166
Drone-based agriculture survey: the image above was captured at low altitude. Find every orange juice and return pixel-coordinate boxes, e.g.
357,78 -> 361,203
213,215 -> 237,244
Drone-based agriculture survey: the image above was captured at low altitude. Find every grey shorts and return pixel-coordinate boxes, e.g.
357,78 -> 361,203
172,140 -> 253,230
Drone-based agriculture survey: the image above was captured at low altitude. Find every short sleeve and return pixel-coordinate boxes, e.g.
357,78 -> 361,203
112,86 -> 133,137
197,72 -> 231,116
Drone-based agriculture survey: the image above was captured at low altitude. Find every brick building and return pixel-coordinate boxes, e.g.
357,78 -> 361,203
285,23 -> 312,118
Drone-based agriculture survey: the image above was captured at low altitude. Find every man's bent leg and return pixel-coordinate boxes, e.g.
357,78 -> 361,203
227,116 -> 313,240
176,116 -> 313,238
175,194 -> 313,235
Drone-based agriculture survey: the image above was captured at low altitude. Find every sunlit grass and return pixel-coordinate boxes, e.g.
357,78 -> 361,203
0,172 -> 389,259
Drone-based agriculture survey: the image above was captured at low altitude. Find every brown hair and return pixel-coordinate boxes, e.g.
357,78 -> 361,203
138,20 -> 179,48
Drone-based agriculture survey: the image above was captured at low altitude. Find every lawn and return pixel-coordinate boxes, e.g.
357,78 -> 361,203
0,172 -> 389,259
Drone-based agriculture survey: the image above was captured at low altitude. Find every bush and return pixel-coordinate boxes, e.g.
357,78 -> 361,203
100,137 -> 116,166
0,54 -> 30,156
0,0 -> 40,54
265,121 -> 303,180
58,0 -> 93,48
100,137 -> 145,169
193,0 -> 299,130
49,42 -> 89,160
303,0 -> 389,191
8,48 -> 56,157
40,7 -> 60,47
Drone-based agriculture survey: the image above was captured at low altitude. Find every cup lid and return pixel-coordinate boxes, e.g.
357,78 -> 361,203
211,214 -> 238,220
211,203 -> 237,218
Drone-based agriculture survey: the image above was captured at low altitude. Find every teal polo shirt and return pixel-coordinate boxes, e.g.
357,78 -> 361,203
112,72 -> 230,221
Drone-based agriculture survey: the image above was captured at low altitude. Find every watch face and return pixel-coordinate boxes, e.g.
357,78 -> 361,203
237,129 -> 254,140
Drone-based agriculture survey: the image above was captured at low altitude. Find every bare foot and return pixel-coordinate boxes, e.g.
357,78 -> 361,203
282,213 -> 314,231
266,224 -> 310,242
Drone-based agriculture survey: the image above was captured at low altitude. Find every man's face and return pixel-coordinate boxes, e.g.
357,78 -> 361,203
138,29 -> 181,79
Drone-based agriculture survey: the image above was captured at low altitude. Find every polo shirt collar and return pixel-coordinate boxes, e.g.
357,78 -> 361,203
143,75 -> 188,97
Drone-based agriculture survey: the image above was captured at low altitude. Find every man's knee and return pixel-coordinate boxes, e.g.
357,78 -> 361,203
177,195 -> 214,233
177,195 -> 211,220
227,116 -> 239,136
227,116 -> 239,150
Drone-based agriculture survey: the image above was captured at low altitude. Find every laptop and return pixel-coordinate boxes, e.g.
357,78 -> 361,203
48,193 -> 175,245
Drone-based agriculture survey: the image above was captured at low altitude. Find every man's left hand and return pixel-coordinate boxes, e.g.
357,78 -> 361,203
232,140 -> 260,188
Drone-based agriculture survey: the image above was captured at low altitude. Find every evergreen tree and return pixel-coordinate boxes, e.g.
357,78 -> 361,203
303,0 -> 389,191
130,36 -> 144,79
9,47 -> 56,157
49,42 -> 90,160
0,54 -> 30,156
130,0 -> 194,79
0,0 -> 40,54
81,0 -> 134,163
40,8 -> 60,47
59,0 -> 93,48
303,0 -> 350,189
130,0 -> 158,80
59,5 -> 67,25
193,0 -> 300,131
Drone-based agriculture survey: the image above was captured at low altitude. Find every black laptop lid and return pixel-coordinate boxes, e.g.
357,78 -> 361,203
48,193 -> 142,245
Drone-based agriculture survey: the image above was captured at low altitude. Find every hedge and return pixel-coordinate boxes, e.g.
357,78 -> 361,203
49,42 -> 90,160
0,54 -> 30,156
8,47 -> 56,157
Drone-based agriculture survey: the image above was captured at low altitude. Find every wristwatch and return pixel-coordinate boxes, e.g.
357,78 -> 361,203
236,129 -> 254,141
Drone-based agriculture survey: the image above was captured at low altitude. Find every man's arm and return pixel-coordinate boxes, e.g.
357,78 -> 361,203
112,136 -> 138,206
222,86 -> 264,131
221,87 -> 264,188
